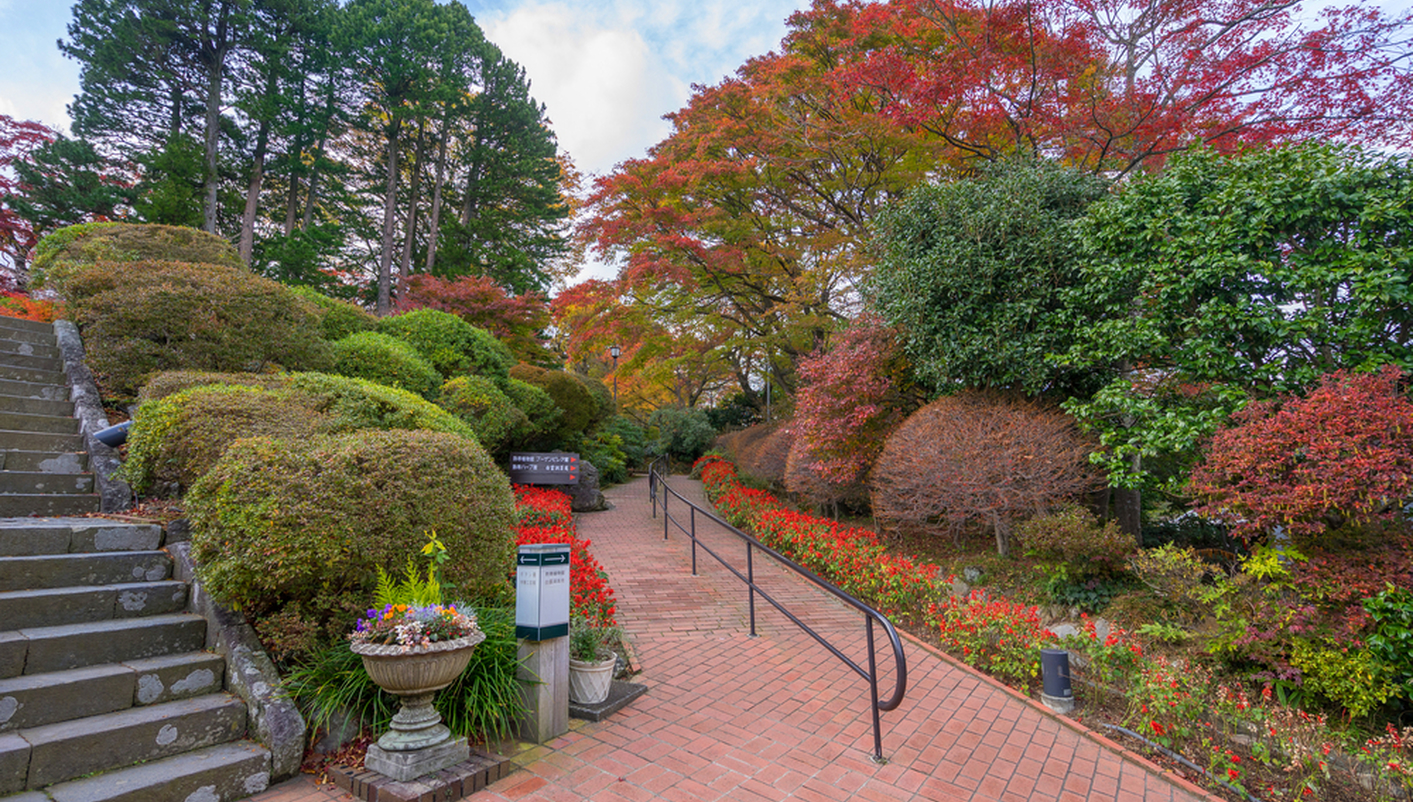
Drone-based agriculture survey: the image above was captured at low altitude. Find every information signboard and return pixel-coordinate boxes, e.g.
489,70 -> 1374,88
515,543 -> 571,640
508,452 -> 580,485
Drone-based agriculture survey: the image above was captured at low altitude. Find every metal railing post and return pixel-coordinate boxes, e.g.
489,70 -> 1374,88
690,506 -> 698,575
663,485 -> 669,541
747,542 -> 757,637
867,617 -> 883,762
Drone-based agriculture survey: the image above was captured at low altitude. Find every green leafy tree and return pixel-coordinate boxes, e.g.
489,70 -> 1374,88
9,136 -> 134,238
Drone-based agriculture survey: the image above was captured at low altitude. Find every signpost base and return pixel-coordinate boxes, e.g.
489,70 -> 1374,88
517,636 -> 569,744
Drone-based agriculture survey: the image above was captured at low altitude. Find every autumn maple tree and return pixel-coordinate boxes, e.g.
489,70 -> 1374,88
1191,368 -> 1413,541
0,116 -> 58,282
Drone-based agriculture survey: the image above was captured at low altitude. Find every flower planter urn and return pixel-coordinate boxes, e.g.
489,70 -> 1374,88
568,655 -> 616,705
352,631 -> 485,754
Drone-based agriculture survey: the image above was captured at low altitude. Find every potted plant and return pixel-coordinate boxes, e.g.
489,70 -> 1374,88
349,533 -> 485,753
568,615 -> 618,705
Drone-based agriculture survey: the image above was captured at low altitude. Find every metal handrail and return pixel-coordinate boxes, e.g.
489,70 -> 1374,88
647,460 -> 908,762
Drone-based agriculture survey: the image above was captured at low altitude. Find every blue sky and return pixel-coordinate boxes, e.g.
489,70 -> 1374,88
0,0 -> 814,178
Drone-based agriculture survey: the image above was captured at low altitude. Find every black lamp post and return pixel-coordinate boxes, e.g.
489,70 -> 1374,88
609,344 -> 621,408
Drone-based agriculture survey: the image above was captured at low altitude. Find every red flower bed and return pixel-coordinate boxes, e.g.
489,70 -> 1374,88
513,485 -> 617,627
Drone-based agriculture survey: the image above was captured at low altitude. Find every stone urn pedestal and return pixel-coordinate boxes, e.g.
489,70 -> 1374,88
352,632 -> 486,782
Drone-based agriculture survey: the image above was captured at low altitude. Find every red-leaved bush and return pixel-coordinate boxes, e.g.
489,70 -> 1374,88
789,317 -> 916,500
870,392 -> 1097,555
513,485 -> 617,627
398,275 -> 550,362
1191,367 -> 1413,540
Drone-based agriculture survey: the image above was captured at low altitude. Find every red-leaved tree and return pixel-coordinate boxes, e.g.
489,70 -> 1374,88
396,274 -> 550,363
871,392 -> 1097,555
0,115 -> 57,283
789,317 -> 919,503
1191,367 -> 1413,540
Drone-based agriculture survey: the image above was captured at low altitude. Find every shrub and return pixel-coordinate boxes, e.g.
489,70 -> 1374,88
0,291 -> 60,322
60,259 -> 332,398
731,422 -> 792,484
32,222 -> 246,291
186,429 -> 518,645
509,364 -> 605,440
436,375 -> 527,454
1192,367 -> 1413,541
599,416 -> 649,470
138,370 -> 292,402
501,377 -> 561,447
122,384 -> 326,496
648,407 -> 715,463
377,308 -> 515,381
871,392 -> 1097,555
785,436 -> 863,509
330,332 -> 441,398
287,373 -> 477,441
1017,506 -> 1134,575
289,286 -> 377,341
575,430 -> 628,485
929,591 -> 1055,684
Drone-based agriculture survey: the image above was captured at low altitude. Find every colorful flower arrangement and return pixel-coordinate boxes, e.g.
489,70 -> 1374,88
513,484 -> 618,627
350,603 -> 480,650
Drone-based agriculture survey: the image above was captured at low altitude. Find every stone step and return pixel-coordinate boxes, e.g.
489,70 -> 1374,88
0,342 -> 60,362
0,326 -> 55,347
0,552 -> 171,592
0,652 -> 224,733
0,354 -> 61,375
0,581 -> 188,630
0,366 -> 65,386
0,494 -> 100,518
9,693 -> 247,789
0,412 -> 76,435
0,472 -> 94,495
0,452 -> 87,474
0,395 -> 73,417
25,740 -> 271,802
0,519 -> 162,557
0,431 -> 82,454
0,318 -> 54,336
0,381 -> 66,403
0,614 -> 207,678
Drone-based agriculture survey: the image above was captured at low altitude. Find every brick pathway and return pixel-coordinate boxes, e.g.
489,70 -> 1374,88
249,475 -> 1216,802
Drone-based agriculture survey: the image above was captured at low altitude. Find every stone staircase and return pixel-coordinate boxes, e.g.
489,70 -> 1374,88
0,317 -> 277,801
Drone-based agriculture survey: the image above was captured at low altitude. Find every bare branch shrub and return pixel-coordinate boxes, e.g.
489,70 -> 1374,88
870,392 -> 1098,555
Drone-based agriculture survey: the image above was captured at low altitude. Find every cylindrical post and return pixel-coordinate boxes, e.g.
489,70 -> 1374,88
1040,649 -> 1074,714
690,507 -> 698,575
663,487 -> 669,541
747,542 -> 757,637
867,617 -> 883,762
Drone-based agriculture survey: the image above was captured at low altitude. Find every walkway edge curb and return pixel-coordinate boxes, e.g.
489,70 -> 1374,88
896,628 -> 1225,802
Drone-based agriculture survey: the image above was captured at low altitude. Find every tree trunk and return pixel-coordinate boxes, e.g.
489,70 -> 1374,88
397,120 -> 428,299
377,119 -> 401,315
238,113 -> 272,264
424,122 -> 451,274
201,0 -> 232,236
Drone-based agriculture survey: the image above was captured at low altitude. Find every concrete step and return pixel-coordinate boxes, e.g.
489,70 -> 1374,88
29,740 -> 270,802
0,473 -> 94,495
0,652 -> 224,733
0,412 -> 76,435
0,342 -> 59,362
0,366 -> 65,386
0,581 -> 188,630
0,431 -> 82,453
0,326 -> 55,347
0,614 -> 207,678
0,318 -> 54,336
0,494 -> 100,518
0,519 -> 162,557
0,381 -> 66,403
0,395 -> 73,417
0,552 -> 170,592
0,355 -> 61,375
11,693 -> 247,789
0,452 -> 87,474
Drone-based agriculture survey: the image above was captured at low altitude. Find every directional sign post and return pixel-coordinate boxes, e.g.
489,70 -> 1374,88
515,542 -> 572,743
509,452 -> 580,485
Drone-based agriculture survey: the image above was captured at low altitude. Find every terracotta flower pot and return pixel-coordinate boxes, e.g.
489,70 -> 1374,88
351,632 -> 486,751
569,654 -> 616,704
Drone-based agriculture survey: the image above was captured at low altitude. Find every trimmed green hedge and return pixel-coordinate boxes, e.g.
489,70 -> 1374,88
508,364 -> 608,440
330,332 -> 441,398
32,222 -> 246,291
377,309 -> 515,382
436,376 -> 526,455
289,286 -> 378,342
61,260 -> 332,399
187,429 -> 518,645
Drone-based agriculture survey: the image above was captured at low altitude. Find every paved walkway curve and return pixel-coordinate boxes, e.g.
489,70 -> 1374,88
250,474 -> 1217,802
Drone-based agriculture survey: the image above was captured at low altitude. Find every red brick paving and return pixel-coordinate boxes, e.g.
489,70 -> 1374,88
248,474 -> 1217,802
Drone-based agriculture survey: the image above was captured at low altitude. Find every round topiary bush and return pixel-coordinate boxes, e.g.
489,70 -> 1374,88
376,309 -> 515,381
139,370 -> 293,402
61,259 -> 332,399
122,384 -> 327,496
289,286 -> 377,342
287,373 -> 476,440
330,332 -> 441,398
186,429 -> 518,644
32,222 -> 247,292
435,376 -> 527,455
509,364 -> 607,440
502,377 -> 561,447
